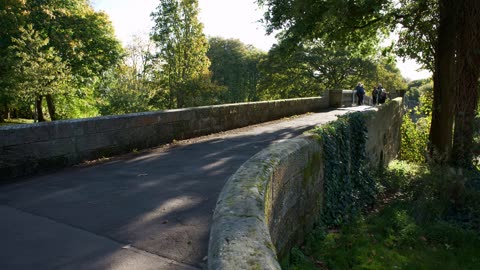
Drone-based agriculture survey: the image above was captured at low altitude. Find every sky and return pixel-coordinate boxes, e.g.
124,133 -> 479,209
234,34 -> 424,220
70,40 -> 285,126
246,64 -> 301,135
91,0 -> 431,81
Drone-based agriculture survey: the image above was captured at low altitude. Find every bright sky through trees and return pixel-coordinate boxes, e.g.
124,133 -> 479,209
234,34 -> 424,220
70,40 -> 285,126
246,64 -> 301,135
91,0 -> 431,80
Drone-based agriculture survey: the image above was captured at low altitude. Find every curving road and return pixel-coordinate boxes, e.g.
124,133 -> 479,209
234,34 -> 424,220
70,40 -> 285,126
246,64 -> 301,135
0,106 -> 368,270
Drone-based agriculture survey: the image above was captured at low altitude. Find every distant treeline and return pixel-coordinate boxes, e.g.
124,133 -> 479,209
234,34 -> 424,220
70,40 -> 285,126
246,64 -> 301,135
0,0 -> 406,123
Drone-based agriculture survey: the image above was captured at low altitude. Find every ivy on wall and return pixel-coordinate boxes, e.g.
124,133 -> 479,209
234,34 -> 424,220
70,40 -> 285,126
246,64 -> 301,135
312,112 -> 376,226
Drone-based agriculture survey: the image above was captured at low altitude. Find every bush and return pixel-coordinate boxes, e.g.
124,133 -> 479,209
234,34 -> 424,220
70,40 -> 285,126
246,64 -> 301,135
287,161 -> 480,270
399,113 -> 430,163
384,162 -> 480,230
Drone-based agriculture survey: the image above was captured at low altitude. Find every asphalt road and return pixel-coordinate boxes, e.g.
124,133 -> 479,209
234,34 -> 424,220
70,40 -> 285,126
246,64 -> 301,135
0,107 -> 367,270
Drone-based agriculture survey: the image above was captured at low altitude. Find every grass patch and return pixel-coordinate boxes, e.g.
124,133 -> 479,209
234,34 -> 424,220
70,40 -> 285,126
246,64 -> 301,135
285,161 -> 480,270
0,118 -> 34,126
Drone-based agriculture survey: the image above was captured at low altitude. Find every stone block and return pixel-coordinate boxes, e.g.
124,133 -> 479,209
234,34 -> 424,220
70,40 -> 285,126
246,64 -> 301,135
75,132 -> 113,152
94,116 -> 128,133
329,90 -> 343,108
73,120 -> 96,136
209,215 -> 280,270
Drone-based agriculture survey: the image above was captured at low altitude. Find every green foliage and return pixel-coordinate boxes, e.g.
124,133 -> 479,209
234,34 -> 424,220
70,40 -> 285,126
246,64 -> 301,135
404,78 -> 431,107
407,170 -> 480,229
258,0 -> 389,55
7,25 -> 71,106
399,113 -> 430,163
95,65 -> 158,115
417,81 -> 433,116
257,43 -> 324,100
400,78 -> 432,163
373,61 -> 408,92
150,0 -> 213,108
258,39 -> 406,101
281,246 -> 317,270
22,0 -> 123,79
54,89 -> 99,119
287,161 -> 480,270
380,161 -> 480,229
207,37 -> 265,103
311,204 -> 480,270
395,0 -> 438,72
258,0 -> 480,166
257,0 -> 437,74
0,118 -> 34,126
0,0 -> 122,120
376,160 -> 423,194
312,112 -> 376,226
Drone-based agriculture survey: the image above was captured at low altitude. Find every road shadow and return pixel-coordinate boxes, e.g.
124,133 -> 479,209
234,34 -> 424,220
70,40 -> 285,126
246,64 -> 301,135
0,118 -> 324,268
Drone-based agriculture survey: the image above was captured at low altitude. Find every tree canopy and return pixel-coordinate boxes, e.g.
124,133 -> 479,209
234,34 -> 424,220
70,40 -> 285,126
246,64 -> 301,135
0,0 -> 123,121
150,0 -> 215,108
258,0 -> 480,167
257,40 -> 405,100
207,37 -> 265,102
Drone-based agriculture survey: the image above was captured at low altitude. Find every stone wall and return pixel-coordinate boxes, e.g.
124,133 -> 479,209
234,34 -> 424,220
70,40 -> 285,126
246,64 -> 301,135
208,98 -> 404,269
364,98 -> 403,169
0,96 -> 329,181
329,90 -> 372,107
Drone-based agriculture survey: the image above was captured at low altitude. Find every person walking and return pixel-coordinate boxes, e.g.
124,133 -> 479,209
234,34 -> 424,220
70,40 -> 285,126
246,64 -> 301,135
372,87 -> 378,105
355,82 -> 365,105
377,84 -> 387,104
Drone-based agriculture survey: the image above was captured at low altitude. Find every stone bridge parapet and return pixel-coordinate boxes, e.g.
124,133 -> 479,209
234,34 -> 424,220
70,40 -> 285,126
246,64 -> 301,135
208,98 -> 403,269
1,96 -> 332,180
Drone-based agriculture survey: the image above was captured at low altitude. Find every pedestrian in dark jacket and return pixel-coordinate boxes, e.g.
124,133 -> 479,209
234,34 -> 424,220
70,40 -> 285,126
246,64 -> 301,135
372,87 -> 378,105
355,82 -> 365,105
377,84 -> 387,104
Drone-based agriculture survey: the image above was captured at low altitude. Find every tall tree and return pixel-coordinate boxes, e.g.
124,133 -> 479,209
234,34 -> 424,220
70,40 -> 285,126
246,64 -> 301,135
428,0 -> 456,162
451,0 -> 480,167
0,0 -> 122,120
207,37 -> 265,102
256,41 -> 403,100
257,0 -> 480,167
0,0 -> 26,122
95,37 -> 159,115
258,43 -> 326,99
150,0 -> 213,108
7,25 -> 71,121
258,49 -> 319,99
395,0 -> 438,72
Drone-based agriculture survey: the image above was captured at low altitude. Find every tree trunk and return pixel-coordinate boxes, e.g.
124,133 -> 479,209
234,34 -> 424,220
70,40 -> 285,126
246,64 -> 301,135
45,94 -> 57,121
176,91 -> 184,108
0,100 -> 8,122
450,0 -> 480,167
36,95 -> 45,122
0,106 -> 4,123
429,0 -> 457,163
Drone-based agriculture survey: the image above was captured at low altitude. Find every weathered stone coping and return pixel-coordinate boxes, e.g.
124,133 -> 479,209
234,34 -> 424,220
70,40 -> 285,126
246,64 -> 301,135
208,136 -> 321,270
208,98 -> 403,269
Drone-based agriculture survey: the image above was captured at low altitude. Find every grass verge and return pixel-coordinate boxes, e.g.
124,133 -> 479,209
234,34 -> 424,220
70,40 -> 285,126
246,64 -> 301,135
285,161 -> 480,270
0,118 -> 34,126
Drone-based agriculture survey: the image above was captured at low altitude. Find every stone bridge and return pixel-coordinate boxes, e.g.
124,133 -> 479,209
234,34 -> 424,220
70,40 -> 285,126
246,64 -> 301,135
0,91 -> 402,269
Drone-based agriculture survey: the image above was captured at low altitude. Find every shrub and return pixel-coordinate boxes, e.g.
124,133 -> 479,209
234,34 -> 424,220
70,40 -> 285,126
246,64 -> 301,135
399,113 -> 430,163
